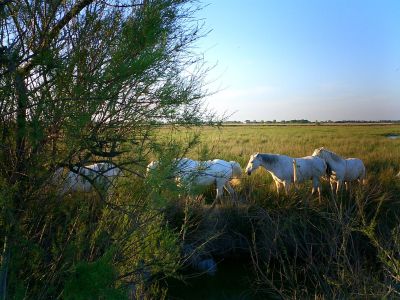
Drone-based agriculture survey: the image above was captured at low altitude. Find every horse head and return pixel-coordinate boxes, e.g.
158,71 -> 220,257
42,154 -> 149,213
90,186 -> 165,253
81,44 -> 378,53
245,153 -> 261,175
312,147 -> 325,157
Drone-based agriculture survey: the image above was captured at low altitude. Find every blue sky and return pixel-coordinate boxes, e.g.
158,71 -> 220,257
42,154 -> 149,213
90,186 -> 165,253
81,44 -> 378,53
196,0 -> 400,121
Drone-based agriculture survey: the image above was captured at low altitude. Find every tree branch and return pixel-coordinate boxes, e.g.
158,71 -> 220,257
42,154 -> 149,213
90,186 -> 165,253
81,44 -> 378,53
20,0 -> 95,74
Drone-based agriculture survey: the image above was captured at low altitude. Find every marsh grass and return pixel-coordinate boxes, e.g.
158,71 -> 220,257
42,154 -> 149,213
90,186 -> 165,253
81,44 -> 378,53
162,124 -> 400,298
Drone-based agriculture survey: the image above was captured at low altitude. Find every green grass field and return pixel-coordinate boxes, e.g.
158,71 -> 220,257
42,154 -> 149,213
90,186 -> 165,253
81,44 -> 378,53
193,124 -> 400,168
164,124 -> 400,299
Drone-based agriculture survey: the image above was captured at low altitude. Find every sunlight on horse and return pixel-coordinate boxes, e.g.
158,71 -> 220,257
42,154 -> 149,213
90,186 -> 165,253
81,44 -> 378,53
245,152 -> 326,201
312,147 -> 366,194
147,158 -> 242,203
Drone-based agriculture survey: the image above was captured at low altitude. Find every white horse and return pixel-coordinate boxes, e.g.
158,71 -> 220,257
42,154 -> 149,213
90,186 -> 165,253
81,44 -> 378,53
312,147 -> 366,194
53,162 -> 122,196
245,152 -> 326,199
147,158 -> 242,201
146,158 -> 198,176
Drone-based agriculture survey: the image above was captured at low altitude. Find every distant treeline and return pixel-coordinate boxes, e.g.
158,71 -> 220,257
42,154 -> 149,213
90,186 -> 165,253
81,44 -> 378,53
225,119 -> 400,124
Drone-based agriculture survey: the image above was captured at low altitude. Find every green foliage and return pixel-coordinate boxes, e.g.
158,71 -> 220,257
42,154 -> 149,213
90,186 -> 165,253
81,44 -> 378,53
64,251 -> 126,300
0,179 -> 13,232
0,174 -> 183,299
1,1 -> 211,298
103,176 -> 182,280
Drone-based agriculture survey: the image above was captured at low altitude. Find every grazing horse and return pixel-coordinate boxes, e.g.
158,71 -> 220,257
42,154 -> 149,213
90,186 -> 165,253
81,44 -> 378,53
245,152 -> 326,199
147,158 -> 242,201
53,162 -> 122,196
312,147 -> 366,194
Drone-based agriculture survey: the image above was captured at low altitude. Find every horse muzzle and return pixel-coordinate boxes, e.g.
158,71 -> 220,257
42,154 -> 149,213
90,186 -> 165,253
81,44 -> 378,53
247,170 -> 252,176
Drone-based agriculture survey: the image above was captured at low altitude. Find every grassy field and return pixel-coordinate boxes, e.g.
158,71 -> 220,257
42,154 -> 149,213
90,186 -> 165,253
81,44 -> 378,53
192,124 -> 400,169
163,124 -> 400,299
162,124 -> 399,204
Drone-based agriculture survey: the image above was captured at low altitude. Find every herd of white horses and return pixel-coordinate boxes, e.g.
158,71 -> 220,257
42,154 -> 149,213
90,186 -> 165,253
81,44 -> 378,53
53,147 -> 370,202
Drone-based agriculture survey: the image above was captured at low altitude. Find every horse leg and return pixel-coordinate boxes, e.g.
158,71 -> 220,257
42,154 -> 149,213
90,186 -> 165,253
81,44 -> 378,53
214,181 -> 224,204
283,181 -> 290,195
360,168 -> 367,186
336,180 -> 342,195
311,177 -> 317,195
224,182 -> 236,201
311,177 -> 321,195
330,180 -> 336,195
274,180 -> 281,196
317,185 -> 322,203
318,178 -> 322,202
359,174 -> 366,186
329,178 -> 340,196
311,177 -> 322,203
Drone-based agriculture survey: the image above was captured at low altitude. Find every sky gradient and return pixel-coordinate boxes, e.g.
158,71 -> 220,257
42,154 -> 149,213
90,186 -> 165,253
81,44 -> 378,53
196,0 -> 400,121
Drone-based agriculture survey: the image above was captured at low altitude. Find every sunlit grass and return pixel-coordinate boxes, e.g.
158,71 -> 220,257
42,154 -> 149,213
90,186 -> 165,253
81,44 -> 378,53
180,125 -> 400,197
162,124 -> 400,298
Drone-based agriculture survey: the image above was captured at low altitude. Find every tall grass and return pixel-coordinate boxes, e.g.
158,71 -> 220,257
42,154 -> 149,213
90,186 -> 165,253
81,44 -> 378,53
162,124 -> 400,298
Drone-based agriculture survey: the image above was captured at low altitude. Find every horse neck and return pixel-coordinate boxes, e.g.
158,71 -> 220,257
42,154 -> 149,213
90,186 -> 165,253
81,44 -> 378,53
322,151 -> 345,168
258,154 -> 279,172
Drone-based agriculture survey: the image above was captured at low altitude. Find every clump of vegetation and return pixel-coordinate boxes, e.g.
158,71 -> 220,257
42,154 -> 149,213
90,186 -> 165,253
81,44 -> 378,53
247,184 -> 400,298
0,0 -> 213,299
163,173 -> 400,298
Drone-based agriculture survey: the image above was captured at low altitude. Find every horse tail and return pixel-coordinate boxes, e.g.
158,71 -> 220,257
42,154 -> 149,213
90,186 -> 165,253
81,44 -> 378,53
293,159 -> 297,183
326,162 -> 332,177
230,161 -> 242,178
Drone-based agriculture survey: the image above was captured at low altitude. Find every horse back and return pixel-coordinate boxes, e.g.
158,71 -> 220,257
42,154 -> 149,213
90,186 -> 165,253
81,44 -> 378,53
345,158 -> 366,180
296,156 -> 326,179
263,155 -> 294,181
208,159 -> 233,177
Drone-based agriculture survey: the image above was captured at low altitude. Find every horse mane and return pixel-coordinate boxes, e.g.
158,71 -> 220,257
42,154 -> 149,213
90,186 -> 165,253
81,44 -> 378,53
320,148 -> 343,162
258,153 -> 279,165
